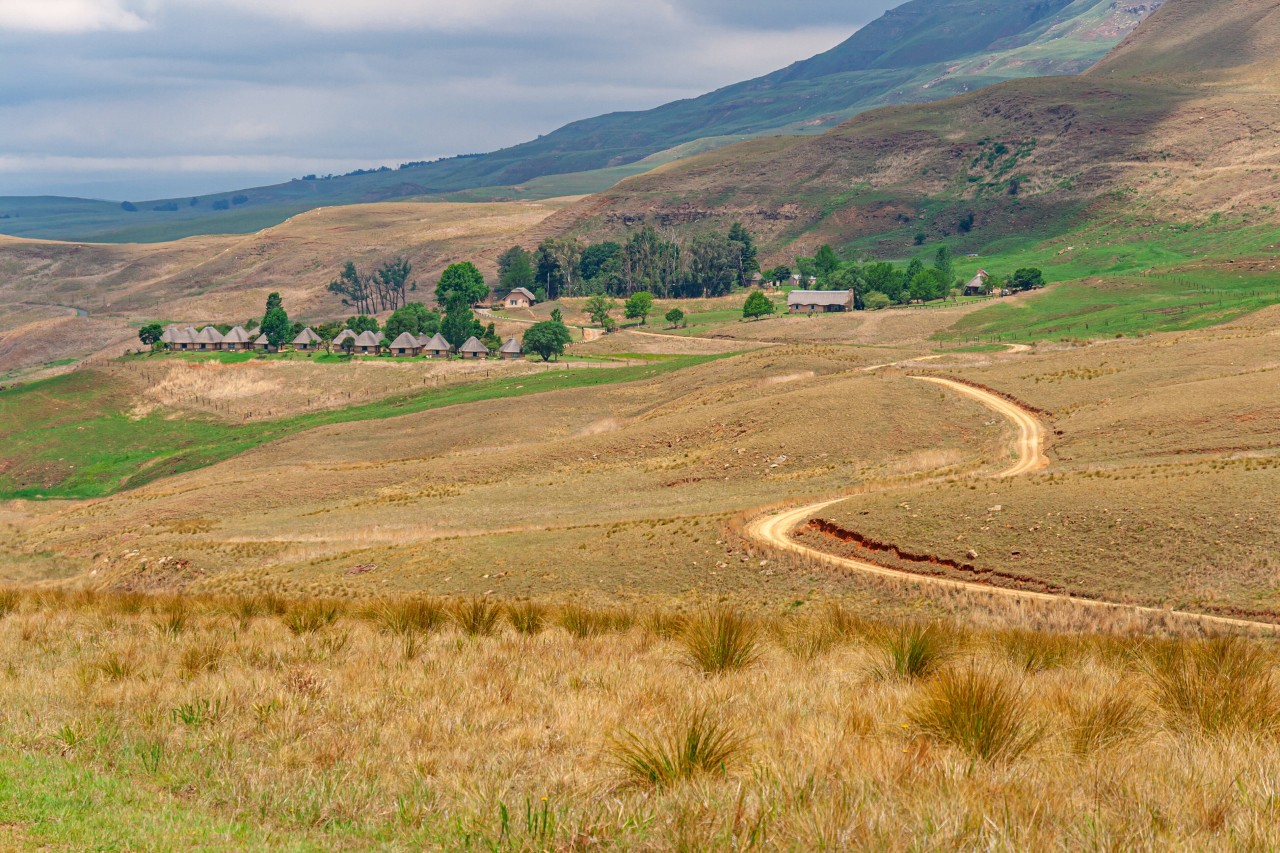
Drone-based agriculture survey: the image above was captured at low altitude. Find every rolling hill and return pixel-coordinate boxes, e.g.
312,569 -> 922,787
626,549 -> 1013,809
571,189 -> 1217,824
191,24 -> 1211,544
0,0 -> 1159,244
553,0 -> 1280,258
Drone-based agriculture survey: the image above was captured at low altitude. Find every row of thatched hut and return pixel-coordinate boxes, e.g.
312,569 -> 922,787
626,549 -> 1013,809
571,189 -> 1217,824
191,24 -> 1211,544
159,325 -> 523,359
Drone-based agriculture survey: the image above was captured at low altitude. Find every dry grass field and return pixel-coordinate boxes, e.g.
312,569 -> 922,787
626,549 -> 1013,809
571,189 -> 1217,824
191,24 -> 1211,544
2,587 -> 1280,850
801,309 -> 1280,617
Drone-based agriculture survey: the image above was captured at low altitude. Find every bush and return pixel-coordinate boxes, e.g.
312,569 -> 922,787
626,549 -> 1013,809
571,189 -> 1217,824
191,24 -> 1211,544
609,708 -> 748,788
282,601 -> 341,635
864,291 -> 891,311
507,602 -> 546,635
452,598 -> 500,637
372,598 -> 447,637
681,608 -> 760,675
910,666 -> 1040,761
1069,690 -> 1145,755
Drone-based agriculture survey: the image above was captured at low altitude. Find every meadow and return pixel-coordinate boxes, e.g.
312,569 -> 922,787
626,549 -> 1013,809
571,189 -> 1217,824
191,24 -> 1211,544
1,587 -> 1279,850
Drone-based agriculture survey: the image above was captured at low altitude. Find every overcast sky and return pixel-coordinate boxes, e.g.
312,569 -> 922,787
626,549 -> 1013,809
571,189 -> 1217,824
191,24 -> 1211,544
0,0 -> 898,200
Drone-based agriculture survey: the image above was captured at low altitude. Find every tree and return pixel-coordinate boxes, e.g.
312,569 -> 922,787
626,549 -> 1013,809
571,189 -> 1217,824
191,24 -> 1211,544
665,307 -> 685,328
584,294 -> 617,328
385,302 -> 440,340
522,320 -> 573,362
1010,268 -> 1045,291
768,265 -> 791,285
498,246 -> 536,293
436,261 -> 488,306
346,315 -> 380,334
261,292 -> 291,349
933,245 -> 954,282
624,291 -> 655,325
743,290 -> 775,320
813,244 -> 841,282
727,222 -> 759,287
329,262 -> 374,315
316,321 -> 344,352
375,257 -> 414,312
908,268 -> 949,303
547,238 -> 585,297
440,292 -> 476,349
685,233 -> 739,298
863,262 -> 906,305
550,308 -> 564,324
580,242 -> 621,283
865,291 -> 892,310
138,323 -> 164,350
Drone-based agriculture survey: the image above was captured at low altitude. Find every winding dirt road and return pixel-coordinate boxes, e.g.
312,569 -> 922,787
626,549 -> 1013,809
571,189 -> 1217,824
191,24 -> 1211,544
744,375 -> 1275,631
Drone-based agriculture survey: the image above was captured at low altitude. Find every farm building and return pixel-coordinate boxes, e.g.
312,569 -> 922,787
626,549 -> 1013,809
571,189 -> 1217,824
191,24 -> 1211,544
749,272 -> 764,287
293,328 -> 322,351
390,332 -> 422,357
458,336 -> 489,359
504,287 -> 537,309
253,334 -> 274,352
964,270 -> 990,296
332,329 -> 357,349
499,337 -> 523,359
166,327 -> 197,351
222,326 -> 254,352
421,333 -> 452,358
193,326 -> 224,351
787,291 -> 854,314
352,331 -> 384,355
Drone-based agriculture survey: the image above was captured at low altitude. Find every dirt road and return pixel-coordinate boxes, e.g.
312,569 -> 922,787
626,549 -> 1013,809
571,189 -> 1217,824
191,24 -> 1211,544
744,376 -> 1275,631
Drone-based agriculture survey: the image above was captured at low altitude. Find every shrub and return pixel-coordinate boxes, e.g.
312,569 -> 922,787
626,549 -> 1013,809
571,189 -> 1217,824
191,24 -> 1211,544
1144,637 -> 1279,735
681,609 -> 760,675
865,291 -> 891,311
910,666 -> 1040,761
609,708 -> 748,787
875,622 -> 955,680
452,598 -> 500,637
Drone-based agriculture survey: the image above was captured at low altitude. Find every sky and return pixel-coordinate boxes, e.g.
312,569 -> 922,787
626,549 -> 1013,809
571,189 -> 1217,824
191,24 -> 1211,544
0,0 -> 897,200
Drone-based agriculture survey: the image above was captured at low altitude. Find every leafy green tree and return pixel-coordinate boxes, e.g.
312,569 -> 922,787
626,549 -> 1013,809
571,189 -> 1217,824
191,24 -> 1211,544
522,320 -> 573,362
584,294 -> 617,328
865,291 -> 892,310
440,292 -> 476,349
686,233 -> 740,298
905,257 -> 925,285
436,261 -> 488,306
665,307 -> 685,328
813,244 -> 841,282
914,232 -> 927,246
261,292 -> 291,349
743,290 -> 776,320
138,323 -> 165,350
550,308 -> 564,324
863,262 -> 906,305
908,268 -> 949,303
316,321 -> 344,352
624,292 -> 655,325
385,303 -> 440,340
244,318 -> 259,332
727,222 -> 759,286
933,246 -> 954,282
579,242 -> 621,282
346,315 -> 380,334
1011,268 -> 1045,291
768,265 -> 791,285
498,246 -> 536,293
482,322 -> 503,352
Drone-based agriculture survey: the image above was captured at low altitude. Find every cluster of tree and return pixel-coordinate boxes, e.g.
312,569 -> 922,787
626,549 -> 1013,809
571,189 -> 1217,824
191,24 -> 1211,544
779,243 -> 1045,308
327,257 -> 417,315
496,222 -> 759,301
522,310 -> 574,362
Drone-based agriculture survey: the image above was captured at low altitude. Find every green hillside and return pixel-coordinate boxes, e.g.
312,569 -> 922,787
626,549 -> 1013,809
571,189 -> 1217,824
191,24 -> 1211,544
0,0 -> 1157,244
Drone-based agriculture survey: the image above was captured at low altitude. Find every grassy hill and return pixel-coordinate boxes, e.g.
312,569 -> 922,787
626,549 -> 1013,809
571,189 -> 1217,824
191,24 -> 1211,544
555,0 -> 1279,260
0,0 -> 1158,244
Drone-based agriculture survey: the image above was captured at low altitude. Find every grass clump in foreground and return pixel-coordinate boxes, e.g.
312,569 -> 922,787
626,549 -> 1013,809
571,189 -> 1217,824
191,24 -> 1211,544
4,587 -> 1280,848
0,352 -> 723,500
680,607 -> 761,674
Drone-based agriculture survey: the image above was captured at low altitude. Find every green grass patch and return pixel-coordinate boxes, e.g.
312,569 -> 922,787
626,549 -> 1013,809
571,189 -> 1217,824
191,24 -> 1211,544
937,273 -> 1280,344
0,355 -> 724,500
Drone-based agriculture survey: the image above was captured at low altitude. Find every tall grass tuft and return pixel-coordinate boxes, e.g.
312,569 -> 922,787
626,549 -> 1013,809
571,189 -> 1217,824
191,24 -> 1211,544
609,708 -> 748,788
508,602 -> 547,636
0,587 -> 19,619
372,598 -> 447,637
1144,637 -> 1280,735
875,622 -> 955,680
1069,690 -> 1145,755
282,601 -> 341,635
777,618 -> 838,663
680,608 -> 760,675
998,630 -> 1076,673
557,604 -> 631,638
452,598 -> 500,637
910,666 -> 1041,761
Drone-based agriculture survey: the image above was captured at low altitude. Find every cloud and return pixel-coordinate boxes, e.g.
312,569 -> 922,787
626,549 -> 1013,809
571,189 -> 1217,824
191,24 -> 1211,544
0,0 -> 149,33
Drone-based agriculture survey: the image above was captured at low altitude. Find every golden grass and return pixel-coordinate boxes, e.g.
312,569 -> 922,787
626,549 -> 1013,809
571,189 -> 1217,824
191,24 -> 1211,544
3,588 -> 1280,848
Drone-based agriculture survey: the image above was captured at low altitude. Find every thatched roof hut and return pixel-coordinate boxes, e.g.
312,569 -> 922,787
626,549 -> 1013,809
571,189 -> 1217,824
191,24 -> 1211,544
458,336 -> 489,359
422,333 -> 452,358
499,337 -> 523,359
389,332 -> 422,356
